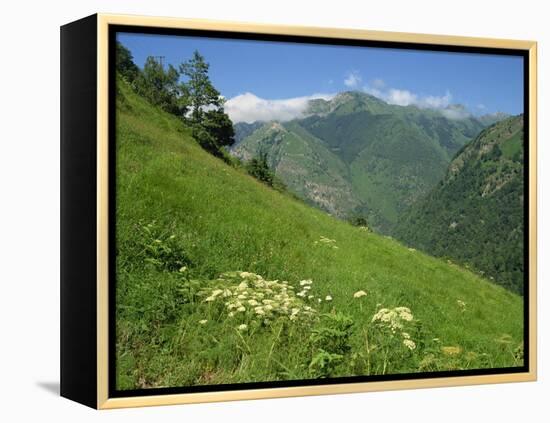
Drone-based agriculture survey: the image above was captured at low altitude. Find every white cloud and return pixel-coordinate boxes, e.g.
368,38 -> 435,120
344,71 -> 362,88
377,88 -> 452,109
371,78 -> 386,89
386,89 -> 418,106
363,82 -> 464,118
440,106 -> 471,120
225,92 -> 335,123
476,103 -> 487,110
421,91 -> 452,108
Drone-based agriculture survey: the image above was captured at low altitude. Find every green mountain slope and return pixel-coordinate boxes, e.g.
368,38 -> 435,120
232,91 -> 490,232
394,116 -> 525,294
232,120 -> 359,217
233,121 -> 264,144
478,112 -> 511,127
115,78 -> 523,390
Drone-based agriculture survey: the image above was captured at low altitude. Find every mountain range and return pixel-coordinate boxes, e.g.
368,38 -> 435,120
231,91 -> 506,232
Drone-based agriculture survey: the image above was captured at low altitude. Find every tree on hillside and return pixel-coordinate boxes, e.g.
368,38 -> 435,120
116,41 -> 139,83
179,51 -> 223,123
348,214 -> 369,229
115,45 -> 235,157
246,153 -> 274,186
245,153 -> 287,192
134,56 -> 181,115
179,51 -> 234,155
201,109 -> 236,150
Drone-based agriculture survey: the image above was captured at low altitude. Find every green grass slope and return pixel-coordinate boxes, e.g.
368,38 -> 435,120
115,78 -> 524,390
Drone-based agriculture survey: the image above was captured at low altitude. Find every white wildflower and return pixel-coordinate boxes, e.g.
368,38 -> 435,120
238,324 -> 248,331
325,295 -> 333,301
372,306 -> 414,333
395,307 -> 413,321
199,319 -> 208,325
403,339 -> 416,350
201,272 -> 318,324
353,290 -> 368,298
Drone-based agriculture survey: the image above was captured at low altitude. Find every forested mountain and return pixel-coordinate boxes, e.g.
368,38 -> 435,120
394,116 -> 525,293
232,91 -> 493,231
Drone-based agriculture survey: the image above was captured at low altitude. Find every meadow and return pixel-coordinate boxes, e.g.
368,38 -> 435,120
115,78 -> 524,390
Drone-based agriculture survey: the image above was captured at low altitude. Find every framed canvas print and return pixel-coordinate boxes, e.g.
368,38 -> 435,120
60,13 -> 537,409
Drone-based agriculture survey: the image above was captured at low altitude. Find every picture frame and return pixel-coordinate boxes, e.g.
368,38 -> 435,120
60,13 -> 537,409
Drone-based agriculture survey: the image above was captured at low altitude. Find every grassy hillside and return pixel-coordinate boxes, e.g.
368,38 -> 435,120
232,91 -> 489,232
115,78 -> 524,390
394,116 -> 525,294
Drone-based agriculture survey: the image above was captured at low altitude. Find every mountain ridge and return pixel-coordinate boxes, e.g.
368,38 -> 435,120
231,90 -> 506,230
394,115 -> 525,293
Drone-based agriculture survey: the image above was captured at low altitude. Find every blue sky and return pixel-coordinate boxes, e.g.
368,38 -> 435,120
118,32 -> 524,123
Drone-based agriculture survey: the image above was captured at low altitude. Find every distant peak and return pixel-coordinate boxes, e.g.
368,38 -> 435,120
477,111 -> 512,126
334,90 -> 385,102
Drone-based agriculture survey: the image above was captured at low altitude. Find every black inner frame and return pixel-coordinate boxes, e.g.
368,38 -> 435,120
108,24 -> 531,398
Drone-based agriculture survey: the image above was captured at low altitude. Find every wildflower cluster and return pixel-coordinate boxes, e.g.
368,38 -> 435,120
314,236 -> 339,249
201,271 -> 317,326
371,306 -> 416,350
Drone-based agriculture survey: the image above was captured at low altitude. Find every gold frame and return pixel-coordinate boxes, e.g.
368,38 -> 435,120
96,13 -> 537,409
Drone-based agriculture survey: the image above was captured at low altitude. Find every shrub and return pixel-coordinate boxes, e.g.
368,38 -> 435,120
308,312 -> 354,377
138,221 -> 190,272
